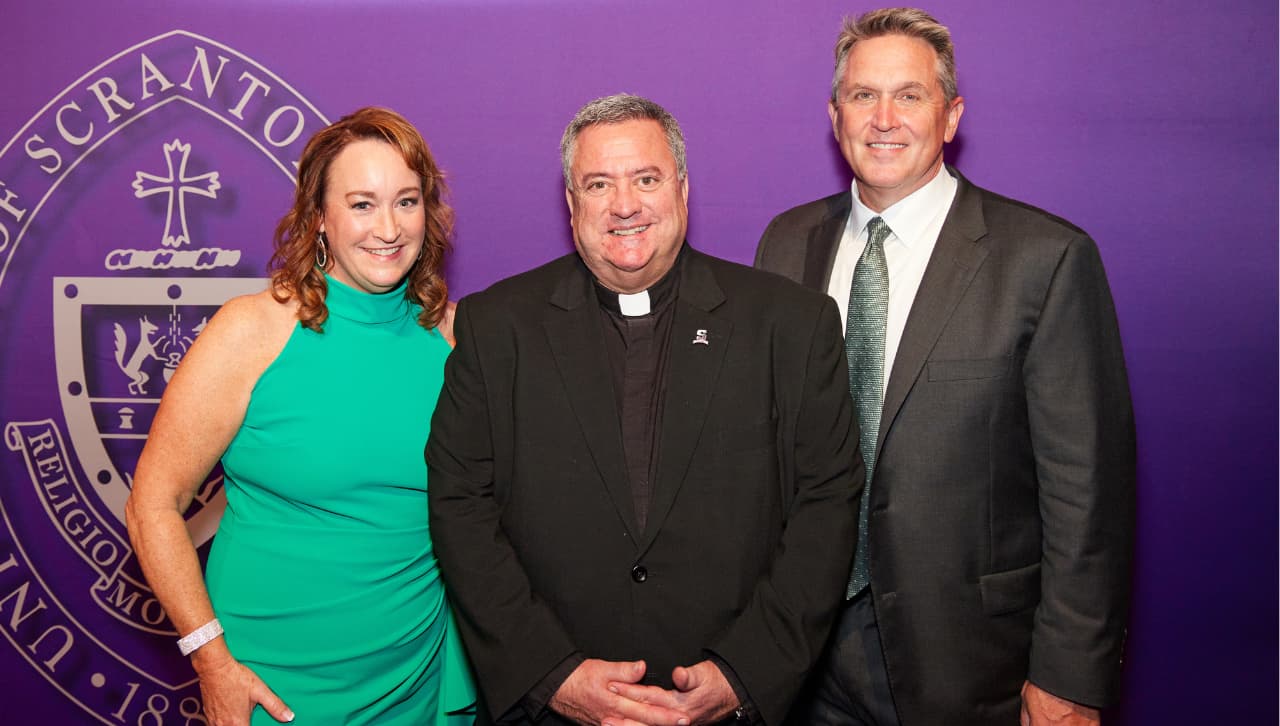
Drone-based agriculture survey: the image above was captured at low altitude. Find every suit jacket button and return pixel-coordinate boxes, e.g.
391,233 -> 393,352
631,565 -> 648,583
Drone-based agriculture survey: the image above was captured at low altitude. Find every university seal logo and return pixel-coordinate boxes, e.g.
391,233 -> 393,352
0,30 -> 327,723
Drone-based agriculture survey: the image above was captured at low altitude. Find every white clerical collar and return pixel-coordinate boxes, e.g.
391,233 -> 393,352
617,290 -> 651,316
851,165 -> 957,248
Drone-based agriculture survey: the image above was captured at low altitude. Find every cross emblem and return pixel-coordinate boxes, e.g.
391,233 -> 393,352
131,139 -> 221,248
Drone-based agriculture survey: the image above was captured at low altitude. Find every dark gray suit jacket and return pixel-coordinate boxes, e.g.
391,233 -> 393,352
755,169 -> 1135,724
427,248 -> 861,725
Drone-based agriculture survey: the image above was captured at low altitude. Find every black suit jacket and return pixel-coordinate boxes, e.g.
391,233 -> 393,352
427,248 -> 861,725
755,169 -> 1135,724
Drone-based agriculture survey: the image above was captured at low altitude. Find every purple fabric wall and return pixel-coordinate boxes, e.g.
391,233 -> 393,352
0,1 -> 1274,722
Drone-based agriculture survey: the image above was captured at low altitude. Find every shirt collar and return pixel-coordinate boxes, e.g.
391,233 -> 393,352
850,165 -> 956,246
593,245 -> 684,317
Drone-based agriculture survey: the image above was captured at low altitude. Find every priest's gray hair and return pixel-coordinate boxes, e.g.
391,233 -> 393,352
560,93 -> 687,190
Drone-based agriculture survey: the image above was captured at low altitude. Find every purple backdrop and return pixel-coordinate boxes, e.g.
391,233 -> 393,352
1,1 -> 1274,722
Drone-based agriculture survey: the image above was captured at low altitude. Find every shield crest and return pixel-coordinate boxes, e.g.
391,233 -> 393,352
0,29 -> 330,722
51,275 -> 265,634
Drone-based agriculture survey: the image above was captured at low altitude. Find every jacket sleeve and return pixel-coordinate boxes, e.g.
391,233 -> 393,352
1022,234 -> 1136,707
708,296 -> 862,724
427,297 -> 580,717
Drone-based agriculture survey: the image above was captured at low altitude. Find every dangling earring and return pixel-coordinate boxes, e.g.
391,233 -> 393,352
315,232 -> 329,268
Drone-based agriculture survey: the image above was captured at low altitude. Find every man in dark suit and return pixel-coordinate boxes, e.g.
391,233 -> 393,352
428,93 -> 861,725
755,9 -> 1135,726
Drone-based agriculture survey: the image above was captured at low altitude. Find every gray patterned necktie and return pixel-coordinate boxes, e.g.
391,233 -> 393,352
846,216 -> 890,598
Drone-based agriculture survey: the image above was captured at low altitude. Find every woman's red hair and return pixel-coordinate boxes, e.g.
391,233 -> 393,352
269,107 -> 452,332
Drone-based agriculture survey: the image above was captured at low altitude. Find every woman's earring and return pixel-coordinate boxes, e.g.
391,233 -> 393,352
315,232 -> 329,268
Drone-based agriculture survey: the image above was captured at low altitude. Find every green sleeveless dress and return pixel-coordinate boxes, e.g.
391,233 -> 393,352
207,275 -> 475,724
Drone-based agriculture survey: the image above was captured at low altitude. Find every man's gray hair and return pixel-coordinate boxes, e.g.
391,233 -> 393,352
560,93 -> 687,190
831,7 -> 958,104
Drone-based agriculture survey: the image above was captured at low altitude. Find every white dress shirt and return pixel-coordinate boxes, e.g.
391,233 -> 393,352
827,166 -> 958,397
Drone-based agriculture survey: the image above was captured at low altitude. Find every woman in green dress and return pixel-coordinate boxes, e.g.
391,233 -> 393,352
126,107 -> 474,725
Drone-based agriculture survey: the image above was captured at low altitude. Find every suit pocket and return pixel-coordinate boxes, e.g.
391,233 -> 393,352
979,562 -> 1041,616
927,355 -> 1010,381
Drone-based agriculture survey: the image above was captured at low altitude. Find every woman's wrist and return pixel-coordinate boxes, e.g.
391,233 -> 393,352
177,618 -> 223,656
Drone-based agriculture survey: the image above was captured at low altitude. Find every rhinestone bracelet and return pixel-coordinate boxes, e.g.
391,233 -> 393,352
176,618 -> 223,656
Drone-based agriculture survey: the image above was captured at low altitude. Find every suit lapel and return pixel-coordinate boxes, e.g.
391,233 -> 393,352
642,251 -> 730,550
803,192 -> 852,292
542,265 -> 639,539
879,170 -> 989,455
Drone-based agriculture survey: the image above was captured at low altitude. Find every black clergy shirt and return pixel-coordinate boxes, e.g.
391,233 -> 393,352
595,252 -> 680,532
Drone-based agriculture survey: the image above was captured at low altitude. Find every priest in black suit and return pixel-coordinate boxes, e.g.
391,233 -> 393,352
755,9 -> 1135,726
428,93 -> 861,725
